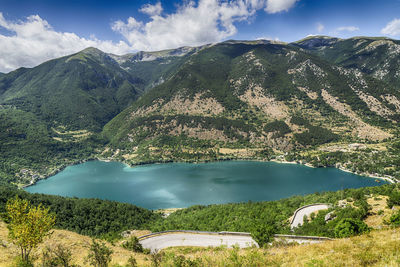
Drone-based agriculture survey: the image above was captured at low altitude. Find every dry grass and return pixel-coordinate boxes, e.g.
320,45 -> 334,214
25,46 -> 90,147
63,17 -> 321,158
365,195 -> 399,229
165,228 -> 400,266
2,211 -> 400,266
0,220 -> 149,266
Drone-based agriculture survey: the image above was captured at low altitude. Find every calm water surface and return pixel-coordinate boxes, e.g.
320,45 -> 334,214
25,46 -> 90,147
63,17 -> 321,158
26,161 -> 385,209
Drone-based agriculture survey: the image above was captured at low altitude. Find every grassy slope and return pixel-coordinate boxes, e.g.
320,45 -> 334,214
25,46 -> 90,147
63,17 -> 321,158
0,220 -> 149,266
1,218 -> 399,266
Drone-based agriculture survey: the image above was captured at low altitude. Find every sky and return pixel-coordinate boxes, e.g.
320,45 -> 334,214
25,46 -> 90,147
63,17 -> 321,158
0,0 -> 400,72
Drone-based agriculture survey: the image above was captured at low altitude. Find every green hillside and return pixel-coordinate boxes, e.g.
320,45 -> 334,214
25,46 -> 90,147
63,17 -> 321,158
1,37 -> 400,185
0,48 -> 142,131
103,39 -> 399,179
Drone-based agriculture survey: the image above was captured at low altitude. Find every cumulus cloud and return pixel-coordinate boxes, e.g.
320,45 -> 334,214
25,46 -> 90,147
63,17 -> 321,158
316,23 -> 324,33
140,2 -> 163,17
336,26 -> 359,32
0,13 -> 131,73
112,0 -> 299,51
0,0 -> 301,72
381,18 -> 400,36
265,0 -> 299,13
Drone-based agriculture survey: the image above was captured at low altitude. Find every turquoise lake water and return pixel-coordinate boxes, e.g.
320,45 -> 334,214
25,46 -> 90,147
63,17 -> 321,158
25,160 -> 385,209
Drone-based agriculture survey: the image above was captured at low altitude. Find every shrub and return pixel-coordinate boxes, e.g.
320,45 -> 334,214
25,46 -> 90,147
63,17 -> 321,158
251,224 -> 275,247
389,211 -> 400,227
387,191 -> 400,208
41,244 -> 76,267
85,239 -> 113,267
122,236 -> 143,253
334,218 -> 370,238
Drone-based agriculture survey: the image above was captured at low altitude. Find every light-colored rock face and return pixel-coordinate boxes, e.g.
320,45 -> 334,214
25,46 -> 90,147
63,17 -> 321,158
130,93 -> 224,118
297,86 -> 318,100
355,90 -> 394,118
168,124 -> 231,142
239,85 -> 289,120
161,93 -> 224,116
382,94 -> 400,113
321,89 -> 391,141
288,59 -> 327,79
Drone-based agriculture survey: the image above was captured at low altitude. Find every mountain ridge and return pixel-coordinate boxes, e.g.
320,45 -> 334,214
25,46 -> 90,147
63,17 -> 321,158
1,36 -> 400,185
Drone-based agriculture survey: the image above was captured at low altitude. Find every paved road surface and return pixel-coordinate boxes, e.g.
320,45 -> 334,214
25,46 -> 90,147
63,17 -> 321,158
140,233 -> 258,252
291,204 -> 330,229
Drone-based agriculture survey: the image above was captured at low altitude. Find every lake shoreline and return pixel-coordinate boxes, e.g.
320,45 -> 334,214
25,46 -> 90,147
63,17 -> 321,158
22,155 -> 396,190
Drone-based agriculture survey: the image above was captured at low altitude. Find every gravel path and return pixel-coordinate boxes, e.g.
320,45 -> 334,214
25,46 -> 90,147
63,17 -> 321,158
140,233 -> 258,252
291,204 -> 330,229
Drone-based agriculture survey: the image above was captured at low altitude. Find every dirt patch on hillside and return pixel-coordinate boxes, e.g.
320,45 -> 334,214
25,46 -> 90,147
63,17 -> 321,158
161,93 -> 224,116
169,124 -> 231,142
348,85 -> 394,119
321,89 -> 391,141
297,86 -> 318,100
382,94 -> 400,112
240,85 -> 289,120
364,195 -> 394,229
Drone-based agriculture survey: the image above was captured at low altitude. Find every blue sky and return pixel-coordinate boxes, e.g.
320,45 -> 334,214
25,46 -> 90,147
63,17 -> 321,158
1,0 -> 400,72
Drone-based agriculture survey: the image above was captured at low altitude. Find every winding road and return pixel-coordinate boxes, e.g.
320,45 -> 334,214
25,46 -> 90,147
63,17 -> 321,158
290,204 -> 331,229
139,232 -> 258,252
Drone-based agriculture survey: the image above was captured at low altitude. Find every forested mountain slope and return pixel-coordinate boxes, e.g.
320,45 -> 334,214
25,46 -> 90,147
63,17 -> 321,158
103,39 -> 399,167
1,37 -> 400,185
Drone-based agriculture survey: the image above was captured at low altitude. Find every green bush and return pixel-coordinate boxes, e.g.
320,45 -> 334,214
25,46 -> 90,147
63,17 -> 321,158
85,239 -> 113,267
122,236 -> 143,253
389,211 -> 400,226
251,224 -> 275,247
334,218 -> 370,238
387,191 -> 400,208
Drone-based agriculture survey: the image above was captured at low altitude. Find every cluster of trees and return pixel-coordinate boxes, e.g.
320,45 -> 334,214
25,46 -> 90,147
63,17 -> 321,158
0,108 -> 106,184
0,185 -> 161,238
289,115 -> 338,146
148,184 -> 398,238
264,120 -> 291,138
5,197 -> 133,266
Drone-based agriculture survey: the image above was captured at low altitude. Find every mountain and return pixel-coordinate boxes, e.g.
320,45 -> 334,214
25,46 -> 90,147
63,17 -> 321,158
294,35 -> 400,86
103,38 -> 399,165
1,36 -> 400,185
0,47 -> 143,131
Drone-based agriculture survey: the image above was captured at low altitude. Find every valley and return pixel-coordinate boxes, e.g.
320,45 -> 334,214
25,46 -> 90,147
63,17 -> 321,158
1,36 -> 400,187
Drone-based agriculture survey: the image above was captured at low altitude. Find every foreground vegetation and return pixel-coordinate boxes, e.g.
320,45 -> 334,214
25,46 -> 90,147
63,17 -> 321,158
1,183 -> 400,241
1,214 -> 400,266
0,185 -> 161,239
1,182 -> 400,265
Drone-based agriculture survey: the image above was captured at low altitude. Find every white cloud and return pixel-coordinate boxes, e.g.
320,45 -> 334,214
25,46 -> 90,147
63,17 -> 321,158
265,0 -> 299,13
316,23 -> 324,33
112,0 -> 299,51
0,0 -> 301,72
140,2 -> 163,17
336,26 -> 359,32
381,18 -> 400,36
0,13 -> 131,73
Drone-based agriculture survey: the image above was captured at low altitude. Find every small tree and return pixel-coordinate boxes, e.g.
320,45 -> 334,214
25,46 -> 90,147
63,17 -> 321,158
6,197 -> 56,263
86,239 -> 113,267
42,244 -> 76,267
122,236 -> 143,252
251,224 -> 275,247
127,256 -> 137,267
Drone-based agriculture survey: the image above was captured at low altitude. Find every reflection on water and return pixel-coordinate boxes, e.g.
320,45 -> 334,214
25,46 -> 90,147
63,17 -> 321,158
26,160 -> 385,209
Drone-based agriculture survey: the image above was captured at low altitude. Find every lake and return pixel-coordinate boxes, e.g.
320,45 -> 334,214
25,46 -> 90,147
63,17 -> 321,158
25,160 -> 385,209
